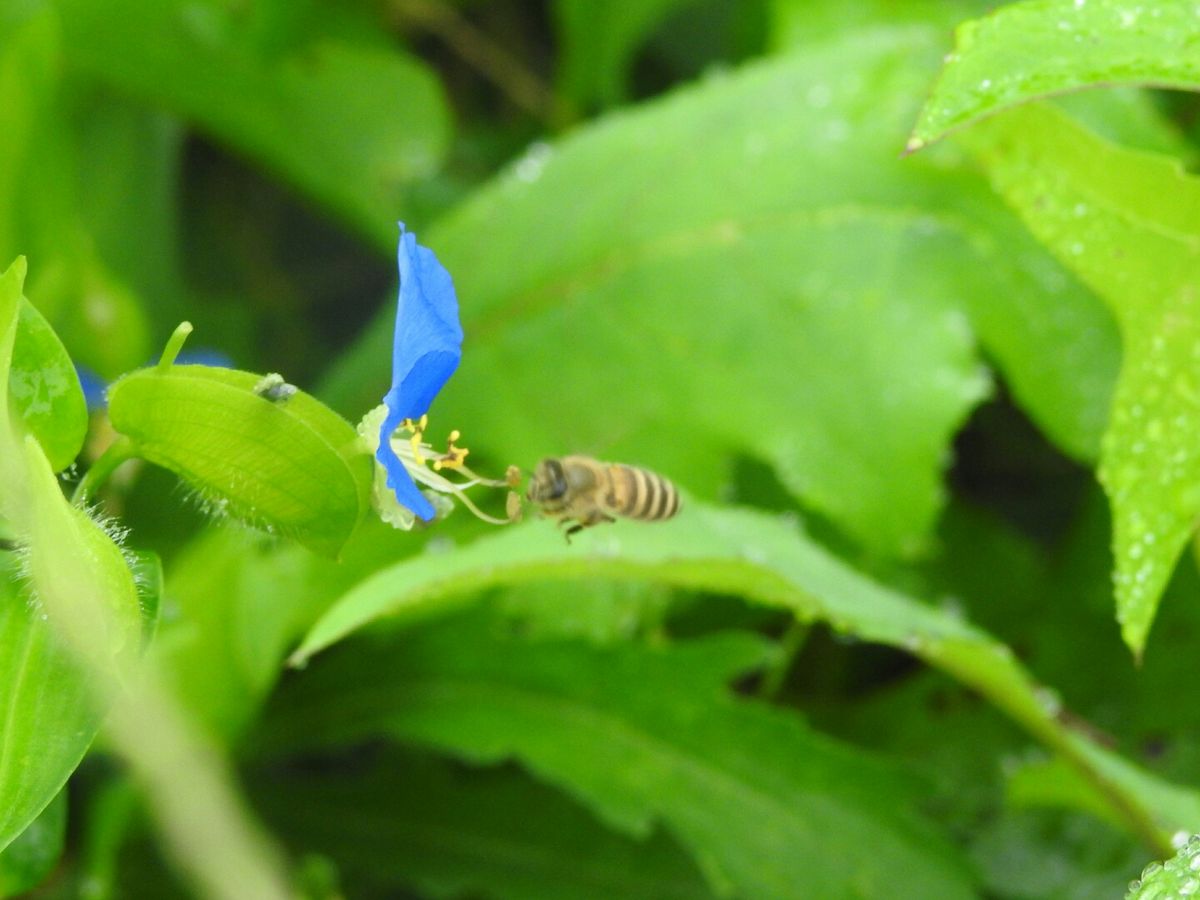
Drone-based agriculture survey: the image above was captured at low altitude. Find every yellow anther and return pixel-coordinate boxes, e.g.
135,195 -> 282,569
505,491 -> 524,522
400,416 -> 428,465
505,465 -> 522,488
433,428 -> 470,471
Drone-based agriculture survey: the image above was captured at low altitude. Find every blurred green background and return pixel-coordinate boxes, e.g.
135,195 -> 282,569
6,0 -> 1200,897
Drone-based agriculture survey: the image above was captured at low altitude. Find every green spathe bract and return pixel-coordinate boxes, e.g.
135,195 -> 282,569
107,354 -> 373,558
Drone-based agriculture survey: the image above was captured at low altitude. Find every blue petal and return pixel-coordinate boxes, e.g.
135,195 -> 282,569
377,224 -> 464,521
75,364 -> 108,412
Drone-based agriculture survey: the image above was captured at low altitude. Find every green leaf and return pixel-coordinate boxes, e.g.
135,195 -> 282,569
0,555 -> 99,854
107,365 -> 373,558
254,747 -> 717,900
0,788 -> 66,895
908,0 -> 1200,150
290,504 -> 1197,851
10,296 -> 87,471
1128,834 -> 1200,899
56,0 -> 449,247
960,102 -> 1200,655
262,615 -> 977,899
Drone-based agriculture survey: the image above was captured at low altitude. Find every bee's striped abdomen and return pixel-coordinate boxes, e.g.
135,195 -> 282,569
610,464 -> 680,521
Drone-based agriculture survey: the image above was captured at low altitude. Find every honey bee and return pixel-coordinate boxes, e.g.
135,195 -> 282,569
527,456 -> 681,540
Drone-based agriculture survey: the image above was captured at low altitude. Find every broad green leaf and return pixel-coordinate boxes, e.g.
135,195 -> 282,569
10,296 -> 87,471
56,0 -> 449,247
553,0 -> 701,111
496,578 -> 675,644
107,365 -> 373,558
909,0 -> 1200,150
291,504 -> 1199,850
0,788 -> 65,895
254,748 -> 716,900
1128,834 -> 1200,899
263,615 -> 977,899
961,102 -> 1200,655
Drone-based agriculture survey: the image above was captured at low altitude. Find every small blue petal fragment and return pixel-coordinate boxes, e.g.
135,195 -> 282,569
175,348 -> 235,368
377,224 -> 464,522
75,364 -> 108,412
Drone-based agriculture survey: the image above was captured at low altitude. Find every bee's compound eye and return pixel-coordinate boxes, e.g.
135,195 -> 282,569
545,459 -> 569,499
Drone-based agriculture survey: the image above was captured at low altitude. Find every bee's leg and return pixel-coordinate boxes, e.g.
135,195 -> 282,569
561,510 -> 616,544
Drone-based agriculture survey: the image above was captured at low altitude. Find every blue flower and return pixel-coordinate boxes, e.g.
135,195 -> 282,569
377,224 -> 465,521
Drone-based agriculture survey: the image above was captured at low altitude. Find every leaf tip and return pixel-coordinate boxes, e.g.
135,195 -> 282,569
901,135 -> 926,157
1119,618 -> 1148,667
286,646 -> 312,669
3,255 -> 28,284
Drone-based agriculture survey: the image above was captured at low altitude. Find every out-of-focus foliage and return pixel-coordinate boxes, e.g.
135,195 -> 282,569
4,0 -> 1200,897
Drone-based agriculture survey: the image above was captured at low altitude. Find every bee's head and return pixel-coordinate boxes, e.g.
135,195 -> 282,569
528,458 -> 568,502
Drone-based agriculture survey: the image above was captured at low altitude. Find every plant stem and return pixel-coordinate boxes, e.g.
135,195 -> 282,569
72,437 -> 137,506
758,619 -> 811,699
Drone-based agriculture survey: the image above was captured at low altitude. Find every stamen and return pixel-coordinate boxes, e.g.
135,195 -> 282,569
449,486 -> 513,525
433,428 -> 470,471
401,415 -> 429,465
370,404 -> 519,527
